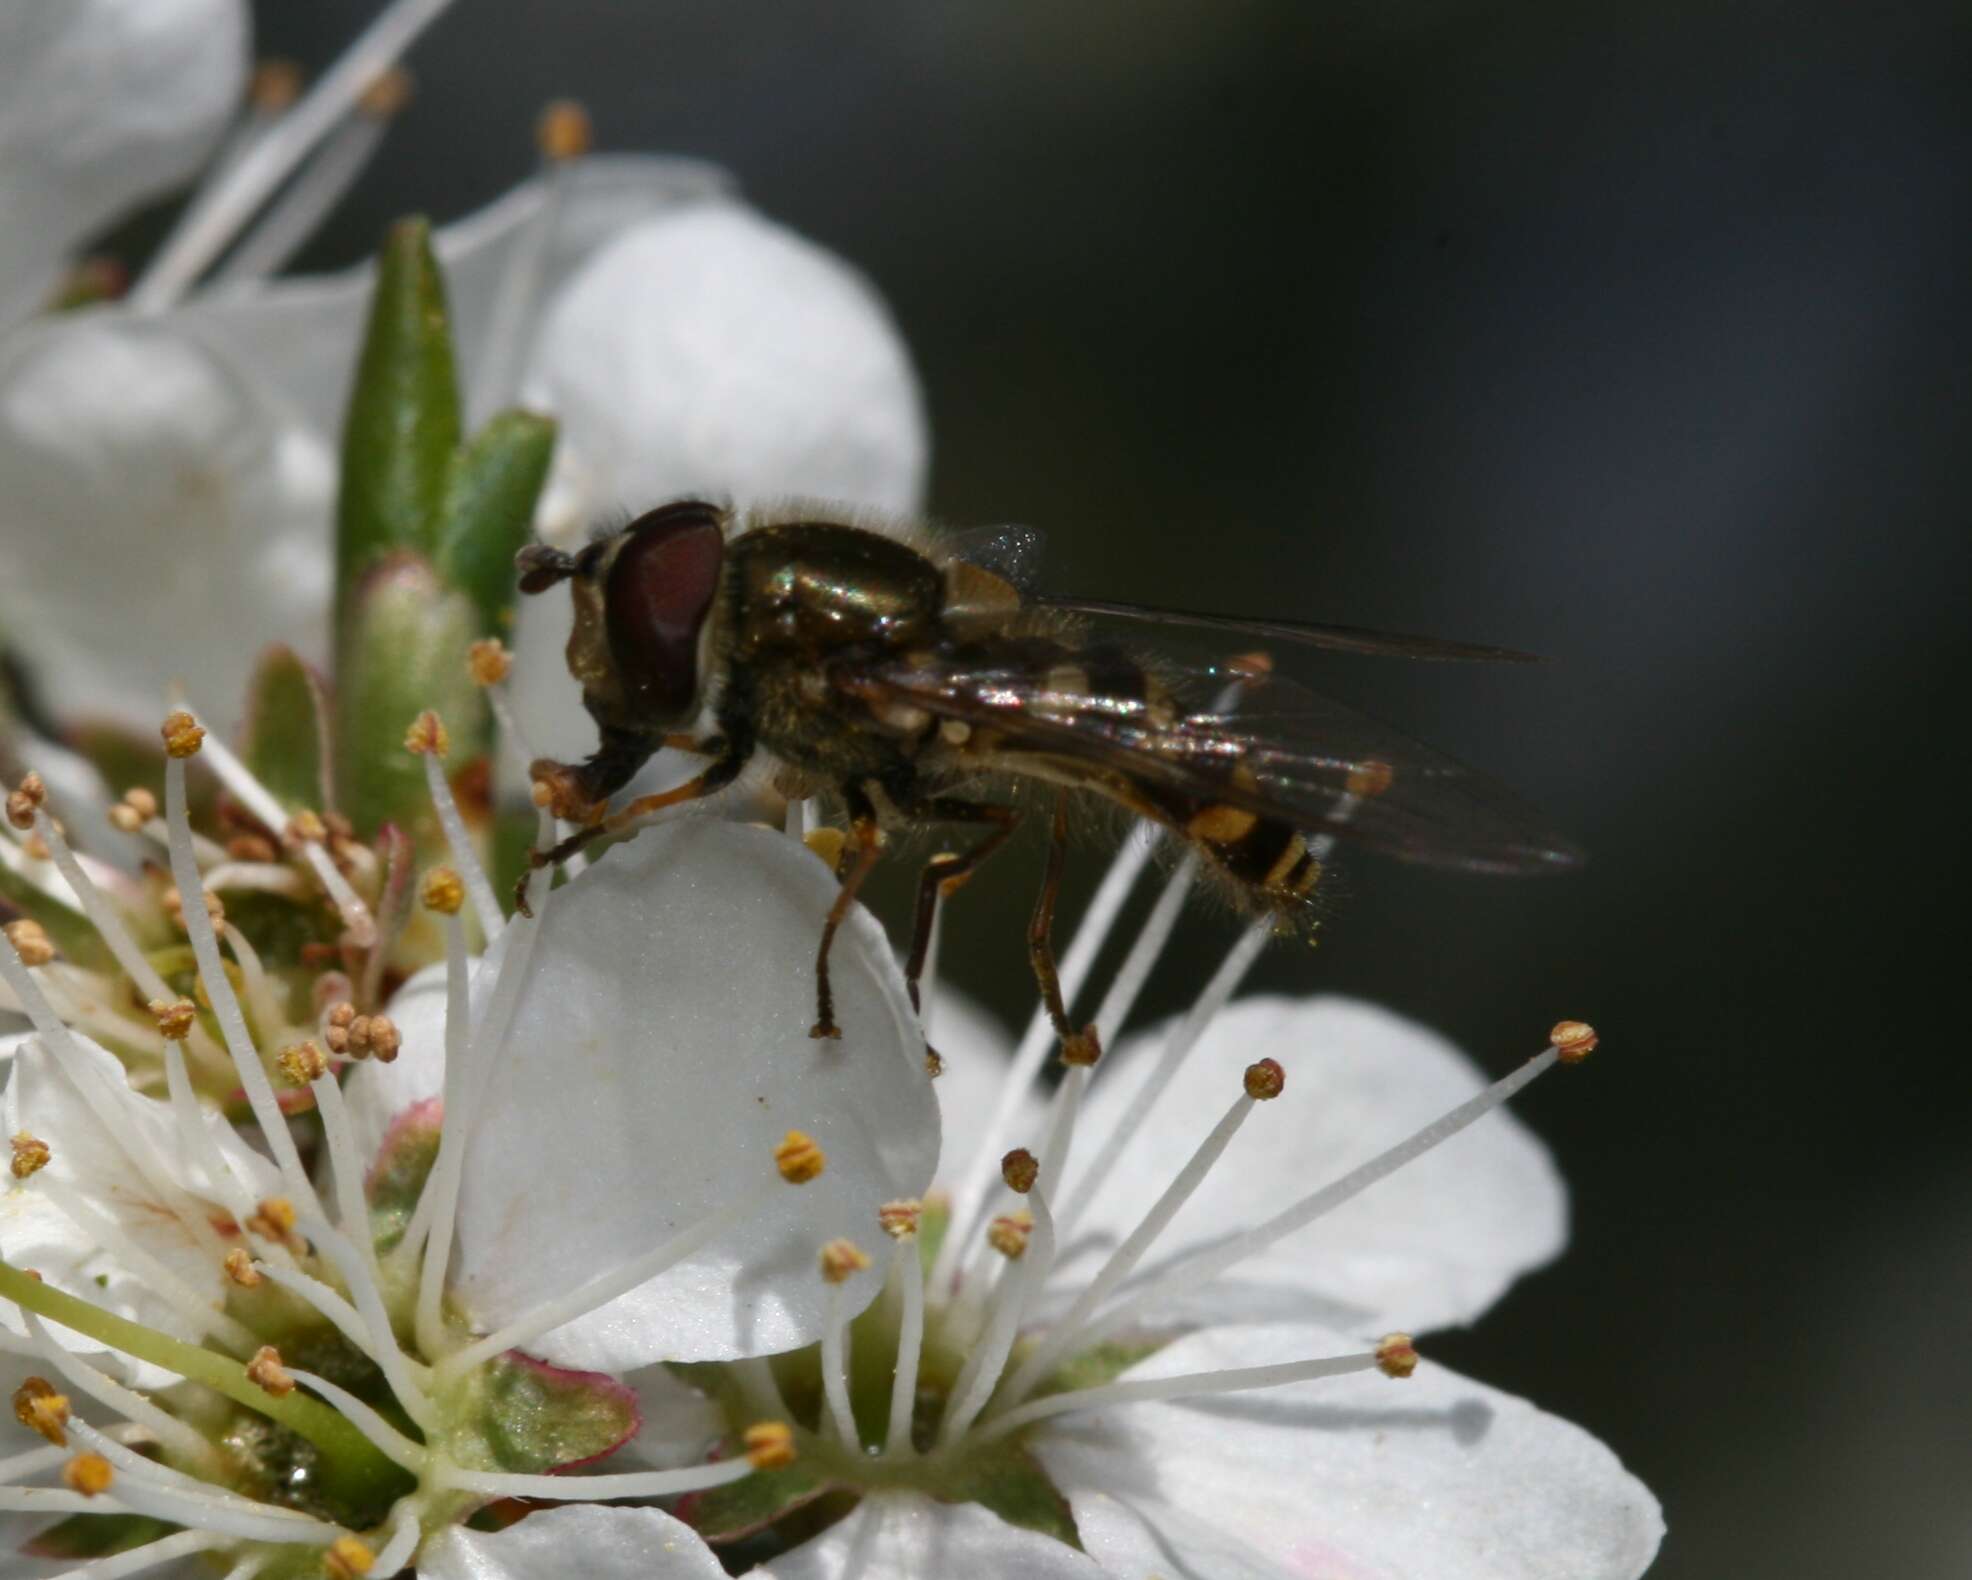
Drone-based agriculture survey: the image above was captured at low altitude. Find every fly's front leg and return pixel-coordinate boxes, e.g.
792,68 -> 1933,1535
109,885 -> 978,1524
902,798 -> 1022,1018
1031,791 -> 1101,1067
514,732 -> 736,916
810,783 -> 883,1041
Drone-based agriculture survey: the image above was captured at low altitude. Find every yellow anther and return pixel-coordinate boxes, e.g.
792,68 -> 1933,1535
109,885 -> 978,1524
277,1040 -> 329,1087
774,1130 -> 826,1185
324,1534 -> 376,1578
4,919 -> 54,967
1000,1148 -> 1038,1195
5,771 -> 44,830
1375,1332 -> 1420,1379
1243,1058 -> 1286,1100
160,711 -> 205,759
62,1452 -> 113,1497
227,832 -> 278,863
250,58 -> 304,112
987,1208 -> 1034,1261
818,1238 -> 872,1284
404,710 -> 450,758
224,1247 -> 263,1288
742,1420 -> 797,1470
107,802 -> 144,833
537,98 -> 594,161
149,998 -> 197,1041
163,884 -> 225,931
924,1047 -> 946,1079
359,64 -> 412,118
247,1345 -> 296,1397
360,1014 -> 401,1063
9,1132 -> 51,1180
420,866 -> 465,915
878,1199 -> 923,1240
13,1377 -> 70,1445
247,1197 -> 299,1246
468,638 -> 512,686
285,809 -> 328,846
1551,1020 -> 1599,1064
123,787 -> 158,821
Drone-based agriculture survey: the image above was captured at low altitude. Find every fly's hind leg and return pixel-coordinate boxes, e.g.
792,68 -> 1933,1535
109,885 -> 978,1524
810,784 -> 884,1041
1032,791 -> 1101,1067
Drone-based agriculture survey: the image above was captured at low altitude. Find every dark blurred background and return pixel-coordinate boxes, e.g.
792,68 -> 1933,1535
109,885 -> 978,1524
254,4 -> 1972,1575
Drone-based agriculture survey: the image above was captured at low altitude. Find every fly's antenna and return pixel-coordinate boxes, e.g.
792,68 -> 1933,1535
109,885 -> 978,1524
515,543 -> 580,594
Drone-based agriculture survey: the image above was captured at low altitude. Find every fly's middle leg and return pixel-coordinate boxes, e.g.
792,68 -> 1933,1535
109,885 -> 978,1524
1031,791 -> 1101,1067
810,784 -> 884,1041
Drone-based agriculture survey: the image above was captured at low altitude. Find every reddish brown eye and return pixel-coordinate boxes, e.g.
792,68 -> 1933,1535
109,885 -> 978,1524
604,502 -> 726,717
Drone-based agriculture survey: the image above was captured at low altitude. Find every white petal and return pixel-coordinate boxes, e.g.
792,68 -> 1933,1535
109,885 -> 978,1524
1035,1322 -> 1662,1580
755,1492 -> 1106,1580
0,316 -> 332,730
612,1362 -> 726,1471
452,821 -> 939,1369
0,0 -> 248,330
420,1504 -> 727,1580
1055,996 -> 1567,1335
177,154 -> 732,442
1,1034 -> 272,1384
344,946 -> 495,1169
522,203 -> 929,534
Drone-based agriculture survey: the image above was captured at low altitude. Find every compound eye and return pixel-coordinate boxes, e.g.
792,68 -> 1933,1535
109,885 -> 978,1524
604,501 -> 726,718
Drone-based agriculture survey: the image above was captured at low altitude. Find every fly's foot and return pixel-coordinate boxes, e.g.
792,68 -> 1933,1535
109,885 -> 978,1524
809,1017 -> 843,1041
528,758 -> 604,824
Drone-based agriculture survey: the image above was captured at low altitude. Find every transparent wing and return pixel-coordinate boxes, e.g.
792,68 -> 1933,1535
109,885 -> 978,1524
1033,596 -> 1541,663
847,648 -> 1581,874
937,523 -> 1047,591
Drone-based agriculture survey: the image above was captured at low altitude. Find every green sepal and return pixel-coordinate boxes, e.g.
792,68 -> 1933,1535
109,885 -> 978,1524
332,553 -> 481,844
1039,1334 -> 1171,1396
240,646 -> 330,812
434,408 -> 557,636
679,1457 -> 839,1544
934,1438 -> 1082,1547
24,1512 -> 178,1560
460,1352 -> 641,1475
335,217 -> 461,637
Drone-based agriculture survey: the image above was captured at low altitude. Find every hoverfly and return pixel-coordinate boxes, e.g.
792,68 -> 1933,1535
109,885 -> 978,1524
514,501 -> 1578,1056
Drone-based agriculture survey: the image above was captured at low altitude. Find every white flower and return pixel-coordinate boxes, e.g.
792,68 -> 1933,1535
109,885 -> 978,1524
0,6 -> 927,753
0,719 -> 937,1575
647,839 -> 1664,1578
0,0 -> 248,331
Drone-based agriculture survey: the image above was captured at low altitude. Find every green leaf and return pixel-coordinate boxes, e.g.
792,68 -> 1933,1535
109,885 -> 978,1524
335,217 -> 462,638
435,408 -> 557,636
333,553 -> 481,843
239,646 -> 330,811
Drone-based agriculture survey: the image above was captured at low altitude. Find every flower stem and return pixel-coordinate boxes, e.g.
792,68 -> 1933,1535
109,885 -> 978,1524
0,1260 -> 409,1509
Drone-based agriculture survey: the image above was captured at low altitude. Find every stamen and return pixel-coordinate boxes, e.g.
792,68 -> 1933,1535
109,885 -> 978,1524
66,1415 -> 340,1542
932,824 -> 1156,1294
52,1528 -> 231,1577
1058,915 -> 1271,1239
940,1182 -> 1055,1445
184,713 -> 375,947
369,1518 -> 424,1578
1001,1063 -> 1281,1406
162,750 -> 320,1210
969,1347 -> 1388,1447
162,1043 -> 259,1218
412,903 -> 472,1358
0,1443 -> 65,1484
437,1455 -> 762,1501
474,99 -> 592,416
282,1369 -> 427,1474
129,0 -> 462,311
1076,1041 -> 1570,1350
12,1376 -> 70,1444
410,713 -> 504,940
819,1239 -> 872,1447
880,1202 -> 927,1457
17,788 -> 173,1004
18,1315 -> 220,1474
306,1063 -> 384,1288
246,1345 -> 295,1397
210,68 -> 412,286
221,923 -> 286,1037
